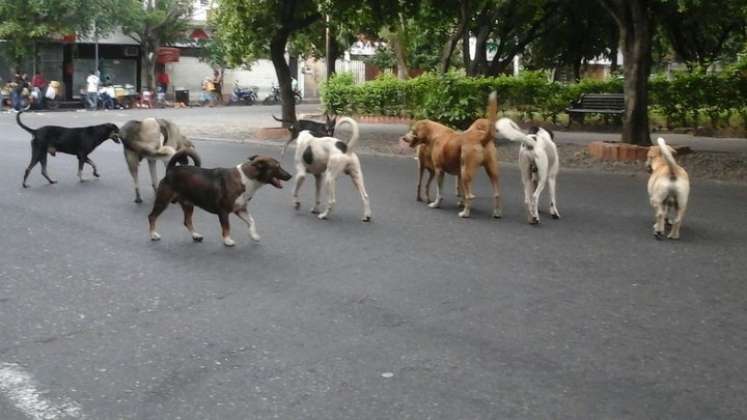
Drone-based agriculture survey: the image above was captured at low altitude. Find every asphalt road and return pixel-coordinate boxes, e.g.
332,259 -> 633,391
0,109 -> 745,420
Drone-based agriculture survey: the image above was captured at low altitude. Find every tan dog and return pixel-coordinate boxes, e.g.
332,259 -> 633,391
646,137 -> 690,240
401,93 -> 501,218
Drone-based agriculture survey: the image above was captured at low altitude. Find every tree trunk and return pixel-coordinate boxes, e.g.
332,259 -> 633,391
619,8 -> 652,145
326,23 -> 338,80
143,44 -> 156,92
438,0 -> 468,74
390,34 -> 409,80
270,31 -> 296,126
601,0 -> 652,146
469,26 -> 490,76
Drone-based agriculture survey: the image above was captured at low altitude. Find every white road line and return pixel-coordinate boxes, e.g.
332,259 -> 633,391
0,363 -> 82,420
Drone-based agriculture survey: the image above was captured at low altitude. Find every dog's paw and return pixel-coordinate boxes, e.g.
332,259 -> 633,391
49,180 -> 57,185
362,215 -> 372,222
551,213 -> 560,220
192,233 -> 204,242
310,207 -> 321,215
150,232 -> 161,241
427,200 -> 440,209
93,172 -> 101,178
493,209 -> 502,219
529,217 -> 540,225
293,201 -> 301,210
667,232 -> 680,240
654,231 -> 665,240
250,233 -> 261,241
22,183 -> 29,189
134,197 -> 143,204
223,237 -> 236,247
458,210 -> 470,218
318,212 -> 329,220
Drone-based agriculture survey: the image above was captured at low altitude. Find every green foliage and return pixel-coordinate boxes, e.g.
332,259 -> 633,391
322,71 -> 746,129
0,0 -> 97,66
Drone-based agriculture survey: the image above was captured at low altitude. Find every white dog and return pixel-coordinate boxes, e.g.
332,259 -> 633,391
496,118 -> 560,224
292,117 -> 372,221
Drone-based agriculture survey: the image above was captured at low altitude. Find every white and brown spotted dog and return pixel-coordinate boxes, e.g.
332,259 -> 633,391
496,118 -> 560,224
646,137 -> 690,240
291,117 -> 372,221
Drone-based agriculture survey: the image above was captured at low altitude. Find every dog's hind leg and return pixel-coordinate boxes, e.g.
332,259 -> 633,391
548,176 -> 560,219
484,157 -> 502,219
668,192 -> 688,240
86,157 -> 100,178
459,159 -> 480,218
181,202 -> 203,242
22,145 -> 44,188
416,160 -> 425,202
311,173 -> 322,214
456,175 -> 464,208
235,209 -> 260,241
319,162 -> 344,220
39,153 -> 57,185
218,211 -> 235,247
348,157 -> 372,222
147,184 -> 174,241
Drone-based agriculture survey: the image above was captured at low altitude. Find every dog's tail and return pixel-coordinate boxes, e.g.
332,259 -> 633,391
167,149 -> 201,170
496,117 -> 537,148
336,117 -> 360,154
16,110 -> 35,135
273,114 -> 293,123
657,137 -> 679,179
481,91 -> 498,146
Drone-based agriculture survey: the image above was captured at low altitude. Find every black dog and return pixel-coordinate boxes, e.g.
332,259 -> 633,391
274,114 -> 336,157
18,111 -> 120,188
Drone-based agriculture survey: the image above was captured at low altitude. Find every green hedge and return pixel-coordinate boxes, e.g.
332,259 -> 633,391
321,70 -> 747,129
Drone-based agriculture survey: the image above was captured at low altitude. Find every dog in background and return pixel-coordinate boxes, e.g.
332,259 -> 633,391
292,117 -> 372,221
17,110 -> 120,188
496,118 -> 560,224
646,137 -> 690,240
274,114 -> 336,157
120,118 -> 195,203
400,92 -> 501,218
148,150 -> 292,247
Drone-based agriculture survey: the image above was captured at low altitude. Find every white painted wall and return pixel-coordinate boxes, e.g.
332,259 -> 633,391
166,57 -> 306,102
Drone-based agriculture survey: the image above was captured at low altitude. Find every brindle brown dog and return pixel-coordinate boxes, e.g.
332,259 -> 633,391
148,150 -> 292,247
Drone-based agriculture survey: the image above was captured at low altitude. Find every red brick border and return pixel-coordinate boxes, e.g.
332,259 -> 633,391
588,141 -> 649,161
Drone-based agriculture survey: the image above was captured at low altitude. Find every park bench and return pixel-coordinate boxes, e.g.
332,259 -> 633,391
565,93 -> 625,127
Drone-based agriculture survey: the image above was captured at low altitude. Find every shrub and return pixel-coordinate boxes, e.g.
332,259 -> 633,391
321,70 -> 746,130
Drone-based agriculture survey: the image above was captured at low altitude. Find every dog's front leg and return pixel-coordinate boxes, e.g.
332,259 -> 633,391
148,159 -> 159,192
219,211 -> 235,246
456,174 -> 464,208
292,166 -> 307,210
428,169 -> 444,208
77,157 -> 86,182
235,209 -> 261,241
126,152 -> 142,203
319,168 -> 340,220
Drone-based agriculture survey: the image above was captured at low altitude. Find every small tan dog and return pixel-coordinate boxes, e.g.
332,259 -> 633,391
401,93 -> 501,218
646,137 -> 690,240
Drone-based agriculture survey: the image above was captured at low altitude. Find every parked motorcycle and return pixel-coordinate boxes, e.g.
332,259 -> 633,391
262,83 -> 302,105
230,81 -> 258,105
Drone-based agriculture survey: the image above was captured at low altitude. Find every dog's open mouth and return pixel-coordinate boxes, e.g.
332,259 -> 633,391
270,177 -> 284,189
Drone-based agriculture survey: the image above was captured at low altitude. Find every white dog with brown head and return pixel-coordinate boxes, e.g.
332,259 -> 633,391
646,137 -> 690,240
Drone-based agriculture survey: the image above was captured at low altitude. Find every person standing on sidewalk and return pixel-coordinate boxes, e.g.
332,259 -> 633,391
86,70 -> 100,111
31,72 -> 47,109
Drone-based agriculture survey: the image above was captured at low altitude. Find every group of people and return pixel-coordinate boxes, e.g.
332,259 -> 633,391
1,71 -> 51,112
